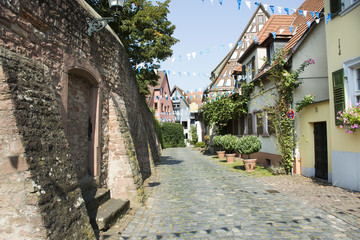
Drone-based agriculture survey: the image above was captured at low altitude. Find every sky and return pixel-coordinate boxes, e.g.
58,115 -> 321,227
155,0 -> 305,92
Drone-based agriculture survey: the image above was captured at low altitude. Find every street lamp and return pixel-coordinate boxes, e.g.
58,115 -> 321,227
87,0 -> 125,36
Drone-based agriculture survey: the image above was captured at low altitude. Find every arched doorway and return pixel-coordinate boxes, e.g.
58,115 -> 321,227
65,69 -> 101,183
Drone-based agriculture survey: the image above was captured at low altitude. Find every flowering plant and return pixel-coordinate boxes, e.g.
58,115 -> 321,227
337,103 -> 360,133
204,135 -> 210,141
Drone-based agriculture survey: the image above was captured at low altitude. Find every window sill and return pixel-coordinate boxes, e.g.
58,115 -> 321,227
340,1 -> 360,16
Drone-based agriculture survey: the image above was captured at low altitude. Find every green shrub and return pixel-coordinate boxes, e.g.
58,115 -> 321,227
161,122 -> 185,148
190,125 -> 198,145
221,134 -> 239,154
236,135 -> 262,157
152,114 -> 163,147
212,135 -> 224,150
195,142 -> 206,148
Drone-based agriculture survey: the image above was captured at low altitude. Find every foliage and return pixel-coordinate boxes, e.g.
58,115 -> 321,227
296,95 -> 314,112
268,166 -> 286,175
200,83 -> 254,134
195,142 -> 206,148
221,134 -> 240,154
212,135 -> 224,151
236,135 -> 262,157
190,125 -> 198,145
266,49 -> 313,174
161,122 -> 185,148
337,103 -> 360,133
86,0 -> 179,95
204,135 -> 210,141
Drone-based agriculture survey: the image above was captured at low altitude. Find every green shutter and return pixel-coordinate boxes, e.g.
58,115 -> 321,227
330,0 -> 341,15
332,68 -> 344,125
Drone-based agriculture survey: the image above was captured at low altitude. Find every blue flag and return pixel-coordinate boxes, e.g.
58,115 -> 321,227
284,8 -> 289,15
254,36 -> 258,43
219,0 -> 223,5
306,21 -> 311,28
272,31 -> 277,39
237,0 -> 241,10
310,11 -> 315,18
315,12 -> 320,19
270,5 -> 275,13
298,10 -> 303,16
289,26 -> 294,34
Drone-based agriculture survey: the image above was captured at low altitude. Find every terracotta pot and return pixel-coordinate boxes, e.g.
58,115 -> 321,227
226,153 -> 236,163
216,151 -> 225,159
242,159 -> 257,171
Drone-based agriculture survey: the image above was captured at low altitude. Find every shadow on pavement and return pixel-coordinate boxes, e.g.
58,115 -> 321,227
156,156 -> 183,165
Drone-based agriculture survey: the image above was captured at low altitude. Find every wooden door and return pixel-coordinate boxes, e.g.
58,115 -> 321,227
314,122 -> 328,180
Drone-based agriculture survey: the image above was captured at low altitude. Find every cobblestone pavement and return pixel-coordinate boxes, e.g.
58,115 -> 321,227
103,147 -> 360,239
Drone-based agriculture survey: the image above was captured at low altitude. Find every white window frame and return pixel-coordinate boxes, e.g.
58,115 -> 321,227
340,0 -> 360,16
343,56 -> 360,106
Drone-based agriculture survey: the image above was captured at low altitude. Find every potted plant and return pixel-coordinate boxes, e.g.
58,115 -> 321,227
221,134 -> 240,163
212,135 -> 225,159
236,135 -> 262,171
337,103 -> 360,133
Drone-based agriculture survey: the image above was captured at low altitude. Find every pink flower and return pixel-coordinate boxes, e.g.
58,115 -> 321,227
349,131 -> 353,134
310,58 -> 315,64
340,125 -> 344,128
307,59 -> 310,63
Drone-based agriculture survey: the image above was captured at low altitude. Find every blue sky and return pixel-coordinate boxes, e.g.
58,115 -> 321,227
156,0 -> 305,92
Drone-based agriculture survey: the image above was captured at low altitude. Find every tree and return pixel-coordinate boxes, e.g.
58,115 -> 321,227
86,0 -> 179,95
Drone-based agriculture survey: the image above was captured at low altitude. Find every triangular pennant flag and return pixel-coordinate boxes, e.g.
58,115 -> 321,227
303,10 -> 307,17
238,41 -> 242,47
163,70 -> 166,75
192,52 -> 196,59
310,11 -> 315,18
316,18 -> 320,24
255,2 -> 259,7
210,0 -> 214,5
289,26 -> 294,34
279,29 -> 284,34
270,5 -> 275,13
245,1 -> 251,10
306,21 -> 311,28
186,53 -> 191,61
298,10 -> 303,16
171,57 -> 175,62
292,8 -> 297,14
237,0 -> 241,10
219,0 -> 223,5
179,55 -> 182,62
167,70 -> 170,75
315,12 -> 320,19
229,43 -> 233,49
263,4 -> 268,11
138,67 -> 141,74
284,8 -> 289,15
272,31 -> 277,39
254,36 -> 258,43
277,6 -> 282,14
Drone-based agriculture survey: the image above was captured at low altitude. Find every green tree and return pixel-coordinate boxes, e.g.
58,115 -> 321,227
86,0 -> 179,95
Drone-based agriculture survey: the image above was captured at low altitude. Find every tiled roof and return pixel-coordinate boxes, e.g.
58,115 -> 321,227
256,15 -> 295,44
283,0 -> 324,52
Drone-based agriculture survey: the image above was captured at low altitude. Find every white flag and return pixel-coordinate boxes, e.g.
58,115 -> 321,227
277,6 -> 282,14
245,1 -> 251,10
229,43 -> 233,49
192,52 -> 197,59
264,4 -> 269,11
279,29 -> 285,34
171,57 -> 175,62
187,53 -> 191,61
303,11 -> 307,17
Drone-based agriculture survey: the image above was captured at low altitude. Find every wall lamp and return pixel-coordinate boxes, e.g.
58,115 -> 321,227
87,0 -> 125,36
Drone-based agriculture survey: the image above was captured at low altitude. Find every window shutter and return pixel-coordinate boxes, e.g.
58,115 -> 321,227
247,113 -> 253,135
330,0 -> 341,15
332,68 -> 344,125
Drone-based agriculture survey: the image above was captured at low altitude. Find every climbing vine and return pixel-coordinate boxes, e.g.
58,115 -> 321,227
266,50 -> 314,174
200,82 -> 254,134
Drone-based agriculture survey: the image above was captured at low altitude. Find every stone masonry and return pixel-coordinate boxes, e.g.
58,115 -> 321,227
0,0 -> 161,239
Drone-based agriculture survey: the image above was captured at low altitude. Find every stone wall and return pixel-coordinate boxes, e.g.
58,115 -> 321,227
0,0 -> 161,239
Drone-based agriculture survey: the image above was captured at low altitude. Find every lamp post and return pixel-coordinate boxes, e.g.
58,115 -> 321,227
87,0 -> 125,36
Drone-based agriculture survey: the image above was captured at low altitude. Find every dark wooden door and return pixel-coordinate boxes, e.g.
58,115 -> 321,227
314,122 -> 328,180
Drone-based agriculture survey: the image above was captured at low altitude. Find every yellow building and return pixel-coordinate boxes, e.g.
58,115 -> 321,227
324,0 -> 360,191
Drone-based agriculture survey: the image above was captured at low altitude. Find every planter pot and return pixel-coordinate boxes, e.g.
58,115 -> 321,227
226,153 -> 236,163
242,159 -> 257,171
216,151 -> 225,159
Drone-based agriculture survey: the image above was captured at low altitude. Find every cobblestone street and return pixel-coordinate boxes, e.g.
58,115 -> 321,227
103,147 -> 360,239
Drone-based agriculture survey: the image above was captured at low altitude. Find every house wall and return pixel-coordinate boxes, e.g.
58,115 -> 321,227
324,1 -> 360,191
299,101 -> 331,178
0,0 -> 161,239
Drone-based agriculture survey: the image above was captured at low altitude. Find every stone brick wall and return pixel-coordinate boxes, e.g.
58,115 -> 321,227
0,0 -> 161,239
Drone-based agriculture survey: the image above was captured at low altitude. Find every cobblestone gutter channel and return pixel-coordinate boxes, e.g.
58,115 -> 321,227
103,147 -> 360,239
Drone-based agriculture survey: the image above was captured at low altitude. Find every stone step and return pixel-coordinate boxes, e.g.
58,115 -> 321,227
96,199 -> 130,231
84,188 -> 111,213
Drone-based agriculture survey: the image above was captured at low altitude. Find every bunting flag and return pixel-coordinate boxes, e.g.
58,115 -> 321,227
284,8 -> 289,15
277,6 -> 282,14
299,10 -> 303,16
272,31 -> 277,39
254,2 -> 259,7
315,12 -> 320,19
245,0 -> 251,10
289,26 -> 294,34
254,36 -> 258,43
310,11 -> 315,18
270,5 -> 275,13
306,21 -> 311,28
237,0 -> 241,10
219,0 -> 223,5
238,41 -> 242,47
303,10 -> 307,17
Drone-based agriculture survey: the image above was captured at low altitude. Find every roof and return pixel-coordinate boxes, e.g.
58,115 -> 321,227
283,0 -> 324,52
171,85 -> 191,105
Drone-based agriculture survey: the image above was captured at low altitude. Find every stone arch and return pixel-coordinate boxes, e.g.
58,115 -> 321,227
60,63 -> 102,184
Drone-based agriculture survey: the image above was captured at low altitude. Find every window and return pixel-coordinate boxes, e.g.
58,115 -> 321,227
225,79 -> 232,87
182,121 -> 188,129
154,102 -> 158,110
344,56 -> 360,105
330,0 -> 342,15
332,69 -> 345,125
255,111 -> 263,135
258,15 -> 263,23
217,79 -> 225,87
247,113 -> 253,135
